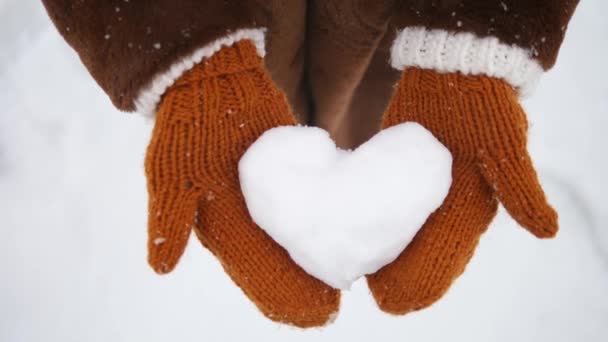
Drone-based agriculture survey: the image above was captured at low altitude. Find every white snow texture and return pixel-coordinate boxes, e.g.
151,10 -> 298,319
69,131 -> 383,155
1,1 -> 608,341
239,123 -> 452,289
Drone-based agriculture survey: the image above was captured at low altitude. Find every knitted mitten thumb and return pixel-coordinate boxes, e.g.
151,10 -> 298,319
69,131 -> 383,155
144,40 -> 340,327
367,68 -> 556,314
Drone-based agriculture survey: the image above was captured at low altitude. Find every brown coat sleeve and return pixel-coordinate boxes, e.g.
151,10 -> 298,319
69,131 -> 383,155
41,0 -> 268,112
393,0 -> 580,69
306,0 -> 580,149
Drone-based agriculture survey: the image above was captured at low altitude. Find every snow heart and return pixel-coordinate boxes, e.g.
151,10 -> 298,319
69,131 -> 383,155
238,123 -> 452,289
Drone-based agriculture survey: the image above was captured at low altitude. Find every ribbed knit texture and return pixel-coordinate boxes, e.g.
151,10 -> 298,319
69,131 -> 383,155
145,40 -> 339,328
390,27 -> 544,97
367,68 -> 558,314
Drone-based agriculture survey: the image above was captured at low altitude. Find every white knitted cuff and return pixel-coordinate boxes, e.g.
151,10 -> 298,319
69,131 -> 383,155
134,28 -> 267,117
390,27 -> 544,97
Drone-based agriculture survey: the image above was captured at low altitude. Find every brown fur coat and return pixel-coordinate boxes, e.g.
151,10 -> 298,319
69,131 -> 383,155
42,0 -> 579,148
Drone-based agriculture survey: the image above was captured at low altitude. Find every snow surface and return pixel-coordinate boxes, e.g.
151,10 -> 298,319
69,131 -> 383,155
1,1 -> 607,341
239,123 -> 452,289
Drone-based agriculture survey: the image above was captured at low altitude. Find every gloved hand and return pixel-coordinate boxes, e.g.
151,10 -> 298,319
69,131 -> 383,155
367,68 -> 558,314
145,40 -> 340,327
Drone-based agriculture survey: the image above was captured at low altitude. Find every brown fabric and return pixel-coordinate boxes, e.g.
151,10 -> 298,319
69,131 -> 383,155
42,0 -> 577,323
393,0 -> 580,69
41,0 -> 308,116
146,40 -> 339,327
367,68 -> 558,314
315,27 -> 401,149
306,0 -> 395,148
330,35 -> 400,149
306,0 -> 580,148
252,0 -> 310,122
42,1 -> 579,141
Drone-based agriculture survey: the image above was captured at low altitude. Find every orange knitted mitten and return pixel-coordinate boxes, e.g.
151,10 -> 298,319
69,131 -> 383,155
367,68 -> 557,314
145,41 -> 339,327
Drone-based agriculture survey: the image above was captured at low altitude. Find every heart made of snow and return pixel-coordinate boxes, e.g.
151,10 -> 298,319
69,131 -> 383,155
238,123 -> 453,289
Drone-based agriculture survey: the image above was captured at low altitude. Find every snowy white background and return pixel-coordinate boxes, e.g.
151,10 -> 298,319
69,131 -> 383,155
1,1 -> 607,341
